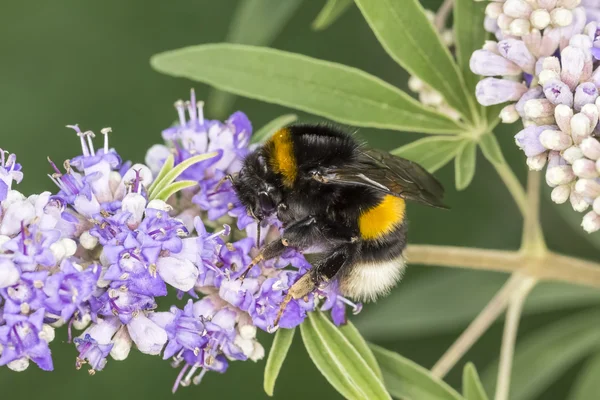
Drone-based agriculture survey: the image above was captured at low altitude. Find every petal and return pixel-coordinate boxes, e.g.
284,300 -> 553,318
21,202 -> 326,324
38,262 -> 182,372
127,314 -> 167,355
157,257 -> 199,291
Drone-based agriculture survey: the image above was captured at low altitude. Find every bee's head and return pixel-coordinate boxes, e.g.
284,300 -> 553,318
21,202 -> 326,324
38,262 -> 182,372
232,150 -> 283,221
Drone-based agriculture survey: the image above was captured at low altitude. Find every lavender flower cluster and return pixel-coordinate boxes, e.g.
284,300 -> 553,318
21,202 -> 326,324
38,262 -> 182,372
0,91 -> 354,391
471,0 -> 600,233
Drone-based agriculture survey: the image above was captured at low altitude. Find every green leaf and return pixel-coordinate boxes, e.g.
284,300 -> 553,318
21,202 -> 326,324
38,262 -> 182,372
454,0 -> 487,97
264,327 -> 296,397
338,321 -> 383,381
148,154 -> 174,195
151,44 -> 464,134
482,310 -> 600,400
148,152 -> 219,199
154,180 -> 197,202
300,311 -> 391,400
207,0 -> 304,117
370,344 -> 463,400
252,114 -> 298,144
463,363 -> 489,400
391,136 -> 466,173
569,352 -> 600,400
312,0 -> 353,31
455,140 -> 477,190
545,185 -> 600,251
478,132 -> 505,166
355,0 -> 475,121
354,270 -> 600,340
484,104 -> 505,129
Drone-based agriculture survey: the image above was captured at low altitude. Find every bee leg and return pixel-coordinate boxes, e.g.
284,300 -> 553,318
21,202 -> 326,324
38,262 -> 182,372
273,245 -> 356,328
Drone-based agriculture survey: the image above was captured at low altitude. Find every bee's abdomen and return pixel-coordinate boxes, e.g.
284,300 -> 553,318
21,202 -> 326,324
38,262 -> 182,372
339,221 -> 408,302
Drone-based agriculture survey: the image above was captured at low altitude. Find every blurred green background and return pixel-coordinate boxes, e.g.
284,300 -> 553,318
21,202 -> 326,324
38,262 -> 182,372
1,0 -> 599,399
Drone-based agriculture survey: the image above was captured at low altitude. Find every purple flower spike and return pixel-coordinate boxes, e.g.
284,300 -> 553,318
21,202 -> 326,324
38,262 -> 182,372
476,78 -> 528,106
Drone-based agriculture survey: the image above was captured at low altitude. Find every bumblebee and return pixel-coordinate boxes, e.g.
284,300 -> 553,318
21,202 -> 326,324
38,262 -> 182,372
231,124 -> 446,326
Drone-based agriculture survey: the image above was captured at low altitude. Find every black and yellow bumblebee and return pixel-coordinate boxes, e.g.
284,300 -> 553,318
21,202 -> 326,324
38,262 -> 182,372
231,124 -> 446,326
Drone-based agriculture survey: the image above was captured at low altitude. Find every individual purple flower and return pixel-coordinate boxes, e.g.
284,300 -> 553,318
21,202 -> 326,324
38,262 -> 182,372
150,300 -> 208,360
0,309 -> 53,371
43,259 -> 100,321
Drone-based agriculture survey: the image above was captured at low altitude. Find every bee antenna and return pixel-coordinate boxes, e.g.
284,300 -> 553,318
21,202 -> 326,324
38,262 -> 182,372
214,174 -> 235,191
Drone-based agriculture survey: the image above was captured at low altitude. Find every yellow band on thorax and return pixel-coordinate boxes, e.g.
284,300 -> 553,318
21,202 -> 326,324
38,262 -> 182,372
267,128 -> 297,187
358,195 -> 406,240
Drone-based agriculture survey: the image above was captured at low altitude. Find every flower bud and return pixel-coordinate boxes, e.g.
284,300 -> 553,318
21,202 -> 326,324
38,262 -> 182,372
525,99 -> 555,119
531,9 -> 551,29
510,18 -> 532,36
563,146 -> 584,163
582,211 -> 600,233
543,79 -> 574,107
157,257 -> 199,292
127,314 -> 167,356
561,46 -> 586,90
7,358 -> 29,372
527,153 -> 548,170
539,128 -> 572,150
110,325 -> 133,361
486,2 -> 503,18
554,104 -> 573,133
580,137 -> 600,160
552,185 -> 571,204
551,7 -> 573,27
477,78 -> 528,106
80,231 -> 98,250
547,165 -> 576,186
504,0 -> 533,19
0,259 -> 19,288
575,178 -> 600,197
570,190 -> 590,212
573,158 -> 599,178
470,50 -> 522,76
574,83 -> 599,111
570,113 -> 593,143
500,104 -> 520,123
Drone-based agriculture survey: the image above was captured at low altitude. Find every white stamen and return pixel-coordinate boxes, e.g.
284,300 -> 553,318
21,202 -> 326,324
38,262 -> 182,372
197,101 -> 205,125
101,127 -> 112,153
175,100 -> 186,126
84,131 -> 96,157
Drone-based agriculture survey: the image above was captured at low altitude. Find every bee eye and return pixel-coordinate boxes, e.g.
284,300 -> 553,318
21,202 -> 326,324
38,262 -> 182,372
258,192 -> 275,213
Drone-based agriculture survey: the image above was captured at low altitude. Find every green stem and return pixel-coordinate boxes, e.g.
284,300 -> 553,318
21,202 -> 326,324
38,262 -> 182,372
491,159 -> 528,218
405,245 -> 600,289
521,170 -> 547,254
494,276 -> 537,400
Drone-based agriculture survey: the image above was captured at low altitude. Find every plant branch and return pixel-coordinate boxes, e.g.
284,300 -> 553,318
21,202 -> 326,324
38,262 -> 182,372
490,159 -> 528,218
434,0 -> 454,31
430,273 -> 526,378
405,245 -> 600,289
494,276 -> 537,400
521,170 -> 546,253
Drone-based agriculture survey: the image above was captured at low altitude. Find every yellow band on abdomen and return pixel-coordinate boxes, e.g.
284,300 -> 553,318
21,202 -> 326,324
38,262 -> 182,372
358,195 -> 406,240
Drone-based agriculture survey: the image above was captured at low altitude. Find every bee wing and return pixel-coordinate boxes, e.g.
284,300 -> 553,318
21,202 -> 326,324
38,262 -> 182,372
318,148 -> 448,209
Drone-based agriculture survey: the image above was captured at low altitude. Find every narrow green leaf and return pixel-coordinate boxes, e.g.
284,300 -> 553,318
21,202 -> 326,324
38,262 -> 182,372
264,327 -> 296,397
355,0 -> 475,121
391,136 -> 466,173
148,154 -> 174,195
207,0 -> 304,117
252,114 -> 298,144
149,152 -> 219,199
455,140 -> 477,190
454,0 -> 487,97
154,180 -> 198,202
354,270 -> 600,340
312,0 -> 353,31
300,311 -> 391,400
151,44 -> 464,134
482,310 -> 600,400
569,352 -> 600,400
370,344 -> 463,400
478,132 -> 505,166
338,321 -> 383,381
544,185 -> 600,251
463,363 -> 489,400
